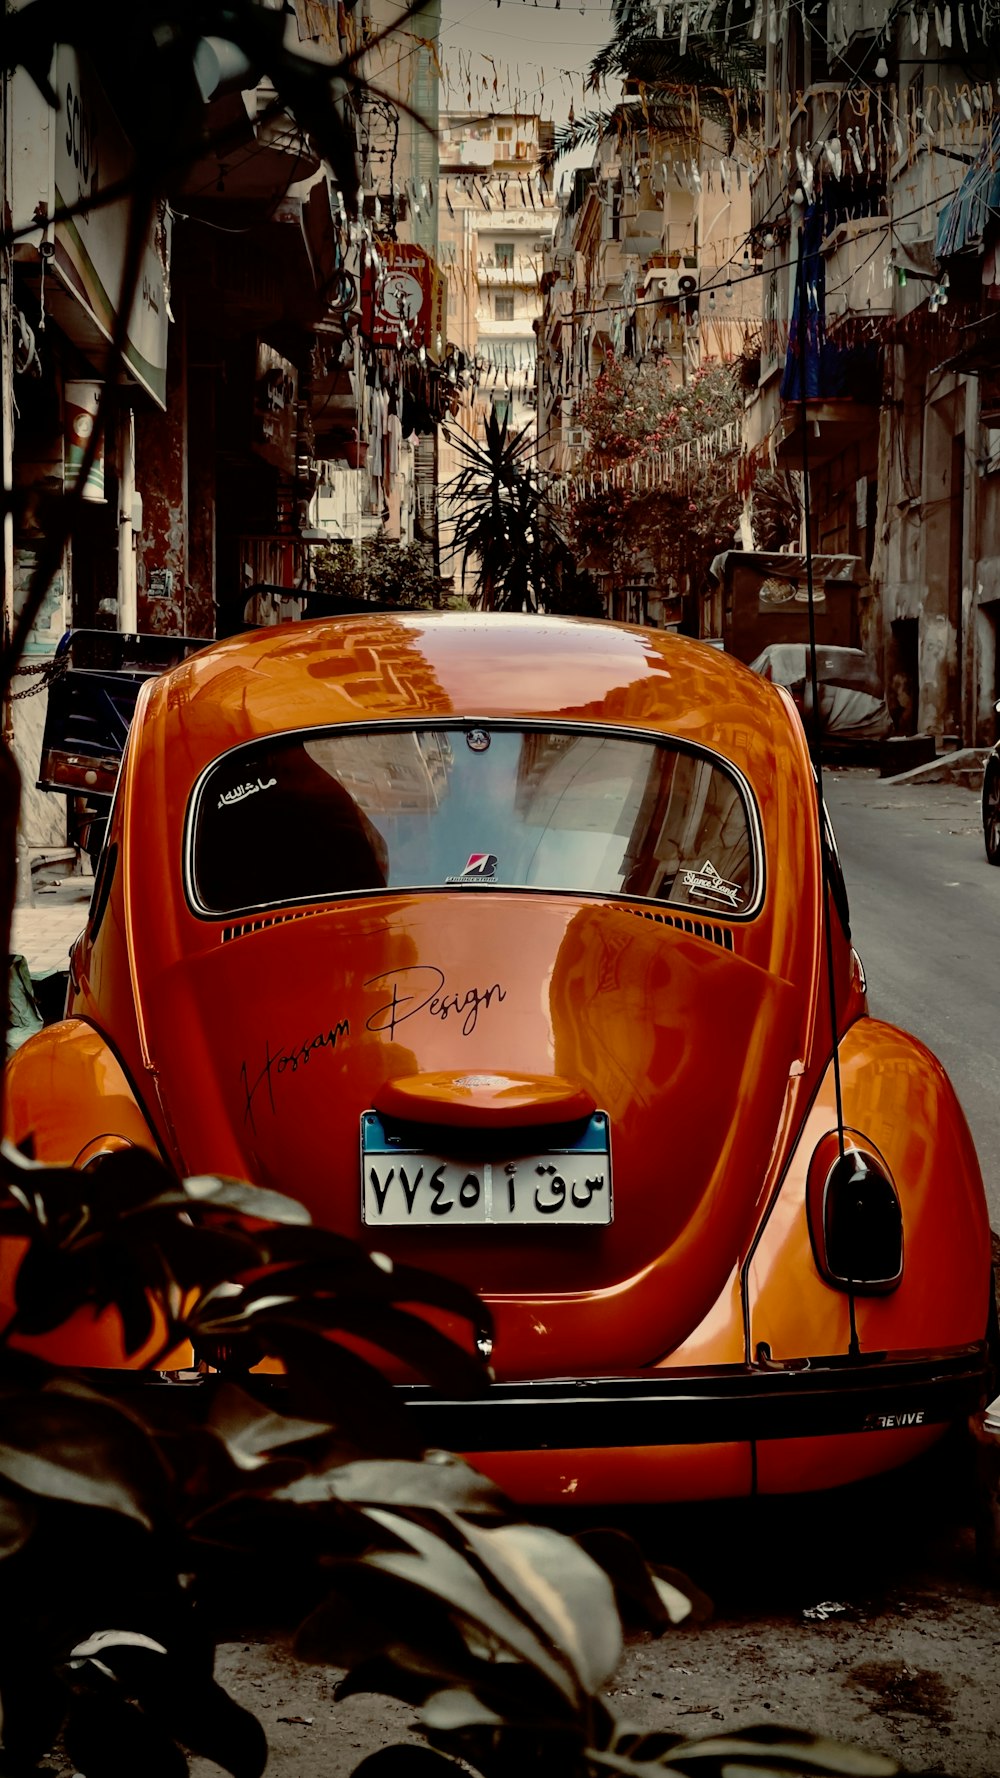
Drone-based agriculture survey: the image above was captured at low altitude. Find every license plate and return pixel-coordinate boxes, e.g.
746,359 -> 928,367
360,1111 -> 612,1227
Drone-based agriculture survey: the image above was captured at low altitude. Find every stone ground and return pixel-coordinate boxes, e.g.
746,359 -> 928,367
190,1467 -> 1000,1778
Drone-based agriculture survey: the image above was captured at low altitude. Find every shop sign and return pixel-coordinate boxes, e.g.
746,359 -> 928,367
362,243 -> 447,359
64,380 -> 106,501
53,46 -> 170,409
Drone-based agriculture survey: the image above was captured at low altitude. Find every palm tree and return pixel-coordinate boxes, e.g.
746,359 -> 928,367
587,0 -> 766,106
442,410 -> 548,611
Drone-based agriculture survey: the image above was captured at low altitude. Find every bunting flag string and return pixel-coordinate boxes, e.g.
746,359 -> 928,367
551,419 -> 743,504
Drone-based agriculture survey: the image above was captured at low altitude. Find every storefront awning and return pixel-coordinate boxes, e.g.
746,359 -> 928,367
936,118 -> 1000,260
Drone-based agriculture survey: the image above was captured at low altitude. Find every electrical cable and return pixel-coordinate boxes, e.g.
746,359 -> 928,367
792,220 -> 860,1361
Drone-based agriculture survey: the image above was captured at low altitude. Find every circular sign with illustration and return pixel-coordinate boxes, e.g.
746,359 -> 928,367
379,270 -> 424,326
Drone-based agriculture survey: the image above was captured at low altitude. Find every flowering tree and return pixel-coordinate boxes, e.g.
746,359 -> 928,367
568,357 -> 744,620
576,356 -> 742,465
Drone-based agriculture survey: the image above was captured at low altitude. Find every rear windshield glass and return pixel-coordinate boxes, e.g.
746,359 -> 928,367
189,726 -> 759,919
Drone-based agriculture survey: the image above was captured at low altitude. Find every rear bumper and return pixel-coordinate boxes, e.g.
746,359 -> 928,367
397,1345 -> 990,1452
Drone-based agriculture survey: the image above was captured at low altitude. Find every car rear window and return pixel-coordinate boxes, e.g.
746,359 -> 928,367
188,725 -> 760,919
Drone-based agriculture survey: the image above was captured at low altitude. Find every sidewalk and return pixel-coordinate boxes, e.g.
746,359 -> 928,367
11,871 -> 92,983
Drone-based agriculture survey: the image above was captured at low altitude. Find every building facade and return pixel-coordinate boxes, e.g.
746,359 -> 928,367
2,0 -> 468,894
436,112 -> 556,596
538,95 -> 754,626
746,0 -> 1000,743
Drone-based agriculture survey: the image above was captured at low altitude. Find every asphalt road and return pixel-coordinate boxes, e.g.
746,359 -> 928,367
823,766 -> 1000,1226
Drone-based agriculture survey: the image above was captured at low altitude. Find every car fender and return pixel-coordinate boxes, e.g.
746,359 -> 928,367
4,1019 -> 161,1166
1,1021 -> 192,1370
746,1016 -> 992,1362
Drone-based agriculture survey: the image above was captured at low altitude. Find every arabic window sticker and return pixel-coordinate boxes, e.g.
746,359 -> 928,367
217,773 -> 278,811
680,860 -> 743,910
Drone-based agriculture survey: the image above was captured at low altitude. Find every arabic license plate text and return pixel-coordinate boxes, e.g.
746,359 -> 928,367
360,1114 -> 612,1227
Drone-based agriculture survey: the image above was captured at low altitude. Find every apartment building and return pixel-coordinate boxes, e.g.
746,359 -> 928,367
747,0 -> 1000,742
438,113 -> 556,427
537,97 -> 754,622
436,113 -> 556,592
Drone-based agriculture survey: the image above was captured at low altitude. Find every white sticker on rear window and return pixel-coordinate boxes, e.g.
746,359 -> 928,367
217,776 -> 277,810
681,860 -> 743,909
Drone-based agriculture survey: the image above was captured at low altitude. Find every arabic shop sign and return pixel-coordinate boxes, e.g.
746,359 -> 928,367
53,46 -> 170,409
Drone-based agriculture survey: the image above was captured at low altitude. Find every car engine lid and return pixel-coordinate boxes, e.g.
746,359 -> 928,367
373,1070 -> 596,1129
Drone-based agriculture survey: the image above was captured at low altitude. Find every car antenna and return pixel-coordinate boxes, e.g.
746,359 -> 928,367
794,215 -> 861,1362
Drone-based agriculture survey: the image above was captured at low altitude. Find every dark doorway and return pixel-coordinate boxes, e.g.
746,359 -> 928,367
70,483 -> 120,628
887,616 -> 919,735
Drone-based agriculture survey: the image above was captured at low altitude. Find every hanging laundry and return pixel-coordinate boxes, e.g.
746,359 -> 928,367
679,2 -> 691,54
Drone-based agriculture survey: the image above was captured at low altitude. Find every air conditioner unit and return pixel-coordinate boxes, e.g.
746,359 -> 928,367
642,267 -> 679,297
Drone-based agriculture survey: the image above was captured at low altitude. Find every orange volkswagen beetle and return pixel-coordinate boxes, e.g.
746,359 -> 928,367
4,613 -> 993,1503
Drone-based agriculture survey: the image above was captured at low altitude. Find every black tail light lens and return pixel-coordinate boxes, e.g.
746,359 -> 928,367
807,1132 -> 903,1294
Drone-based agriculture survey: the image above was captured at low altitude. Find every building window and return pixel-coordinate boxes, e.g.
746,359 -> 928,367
496,126 -> 512,142
495,242 -> 514,268
495,295 -> 515,320
492,395 -> 512,425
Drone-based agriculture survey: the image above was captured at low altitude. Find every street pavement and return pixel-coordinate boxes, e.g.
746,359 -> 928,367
824,765 -> 1000,1225
11,867 -> 91,989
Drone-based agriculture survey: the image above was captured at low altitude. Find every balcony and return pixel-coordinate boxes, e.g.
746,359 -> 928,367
477,316 -> 536,338
773,203 -> 884,468
821,216 -> 893,329
479,259 -> 545,289
772,400 -> 876,468
177,80 -> 320,228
